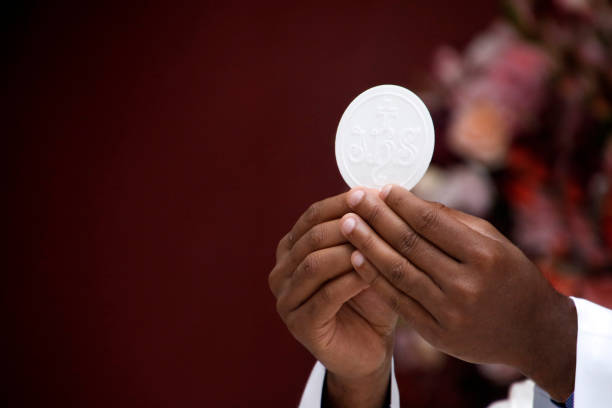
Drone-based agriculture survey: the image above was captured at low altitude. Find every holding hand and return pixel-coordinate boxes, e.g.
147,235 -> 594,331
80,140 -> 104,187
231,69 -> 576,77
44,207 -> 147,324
341,185 -> 577,402
269,192 -> 398,408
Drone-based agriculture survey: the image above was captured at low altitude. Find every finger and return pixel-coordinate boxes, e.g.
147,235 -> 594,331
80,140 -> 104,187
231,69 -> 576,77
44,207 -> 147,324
349,252 -> 397,330
275,232 -> 292,261
380,184 -> 485,262
289,219 -> 347,270
288,192 -> 351,249
269,219 -> 347,296
288,271 -> 368,330
350,250 -> 438,335
340,214 -> 445,313
277,245 -> 354,315
346,188 -> 458,280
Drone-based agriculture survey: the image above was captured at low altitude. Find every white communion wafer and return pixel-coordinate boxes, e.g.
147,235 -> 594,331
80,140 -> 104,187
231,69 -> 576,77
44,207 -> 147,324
335,84 -> 435,190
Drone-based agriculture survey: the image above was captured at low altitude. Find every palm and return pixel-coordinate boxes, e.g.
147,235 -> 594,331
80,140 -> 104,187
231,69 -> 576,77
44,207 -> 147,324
314,288 -> 398,378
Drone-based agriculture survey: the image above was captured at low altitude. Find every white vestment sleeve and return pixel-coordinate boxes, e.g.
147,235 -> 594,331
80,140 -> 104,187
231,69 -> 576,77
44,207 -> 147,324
298,361 -> 325,408
487,379 -> 559,408
572,297 -> 612,407
298,360 -> 400,408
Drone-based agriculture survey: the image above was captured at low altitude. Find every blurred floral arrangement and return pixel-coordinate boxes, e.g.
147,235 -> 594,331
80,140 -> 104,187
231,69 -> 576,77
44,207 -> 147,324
395,0 -> 612,387
420,0 -> 612,305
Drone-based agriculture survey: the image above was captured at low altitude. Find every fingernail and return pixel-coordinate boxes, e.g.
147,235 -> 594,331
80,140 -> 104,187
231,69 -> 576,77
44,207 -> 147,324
341,217 -> 356,234
380,185 -> 392,200
352,251 -> 364,268
347,190 -> 365,208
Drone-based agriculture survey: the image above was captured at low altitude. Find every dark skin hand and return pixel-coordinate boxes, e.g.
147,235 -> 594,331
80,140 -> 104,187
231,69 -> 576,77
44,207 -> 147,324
268,192 -> 398,408
340,185 -> 577,402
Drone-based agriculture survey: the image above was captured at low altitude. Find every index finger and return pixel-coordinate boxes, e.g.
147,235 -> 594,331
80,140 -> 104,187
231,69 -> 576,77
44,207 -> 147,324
381,185 -> 485,261
287,192 -> 351,249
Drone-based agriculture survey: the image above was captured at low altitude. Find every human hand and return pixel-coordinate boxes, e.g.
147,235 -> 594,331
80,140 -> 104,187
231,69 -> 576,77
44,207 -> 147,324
268,192 -> 398,408
340,185 -> 576,402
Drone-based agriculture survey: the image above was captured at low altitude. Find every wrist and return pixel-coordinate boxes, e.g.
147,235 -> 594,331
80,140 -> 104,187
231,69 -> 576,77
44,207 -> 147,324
520,292 -> 577,402
324,358 -> 391,408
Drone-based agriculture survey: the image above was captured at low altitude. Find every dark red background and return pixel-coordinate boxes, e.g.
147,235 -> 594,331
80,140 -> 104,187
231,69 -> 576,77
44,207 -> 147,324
8,1 -> 498,406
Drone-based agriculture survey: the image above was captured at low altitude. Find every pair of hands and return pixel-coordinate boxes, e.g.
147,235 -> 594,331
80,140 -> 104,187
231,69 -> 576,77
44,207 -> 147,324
269,185 -> 576,407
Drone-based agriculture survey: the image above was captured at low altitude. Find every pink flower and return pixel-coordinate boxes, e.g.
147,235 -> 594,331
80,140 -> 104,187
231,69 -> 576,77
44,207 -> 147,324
448,100 -> 513,167
463,23 -> 518,70
486,44 -> 553,120
577,33 -> 607,69
445,24 -> 553,167
433,46 -> 463,87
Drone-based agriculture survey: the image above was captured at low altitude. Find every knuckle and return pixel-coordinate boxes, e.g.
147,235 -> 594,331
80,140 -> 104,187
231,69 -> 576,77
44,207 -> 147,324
286,250 -> 299,270
285,232 -> 296,248
387,190 -> 405,209
469,244 -> 487,259
475,218 -> 493,231
275,235 -> 284,250
300,253 -> 320,278
387,261 -> 408,286
474,242 -> 502,268
432,201 -> 447,211
268,263 -> 288,296
460,284 -> 480,307
419,203 -> 443,231
267,269 -> 276,293
364,272 -> 380,287
304,202 -> 321,225
275,235 -> 289,259
366,204 -> 383,224
360,233 -> 376,252
307,225 -> 326,248
461,276 -> 483,300
398,228 -> 419,255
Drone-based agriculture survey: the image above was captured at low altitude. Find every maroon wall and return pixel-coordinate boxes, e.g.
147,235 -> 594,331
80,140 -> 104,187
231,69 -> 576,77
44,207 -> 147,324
8,1 -> 497,406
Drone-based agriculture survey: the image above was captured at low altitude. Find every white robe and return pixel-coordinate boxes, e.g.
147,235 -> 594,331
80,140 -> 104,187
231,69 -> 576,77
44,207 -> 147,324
298,297 -> 612,407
